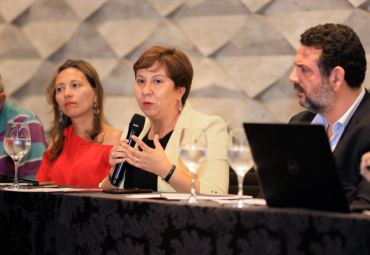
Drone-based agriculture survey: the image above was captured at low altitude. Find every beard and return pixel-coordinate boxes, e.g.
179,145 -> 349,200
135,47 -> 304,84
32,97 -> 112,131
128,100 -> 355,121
294,79 -> 335,114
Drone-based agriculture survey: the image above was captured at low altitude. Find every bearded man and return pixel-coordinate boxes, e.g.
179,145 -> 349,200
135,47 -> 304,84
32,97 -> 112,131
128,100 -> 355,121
289,23 -> 370,205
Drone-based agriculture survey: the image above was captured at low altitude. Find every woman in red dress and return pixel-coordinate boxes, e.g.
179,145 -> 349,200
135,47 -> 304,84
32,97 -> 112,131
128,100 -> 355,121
36,59 -> 122,187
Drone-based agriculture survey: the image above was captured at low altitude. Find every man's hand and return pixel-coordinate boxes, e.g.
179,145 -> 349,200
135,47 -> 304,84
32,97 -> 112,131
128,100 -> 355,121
360,152 -> 370,183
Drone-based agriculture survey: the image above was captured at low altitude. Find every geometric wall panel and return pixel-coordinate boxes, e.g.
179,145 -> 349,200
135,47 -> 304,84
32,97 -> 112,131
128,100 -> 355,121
0,0 -> 34,23
147,0 -> 186,17
190,97 -> 278,129
351,0 -> 367,7
190,57 -> 242,93
0,24 -> 40,58
190,85 -> 248,98
214,15 -> 296,56
0,23 -> 5,35
126,18 -> 202,61
241,0 -> 273,13
104,96 -> 142,132
21,22 -> 79,58
97,19 -> 161,58
218,55 -> 295,98
102,59 -> 135,96
24,0 -> 79,22
265,10 -> 354,50
358,1 -> 370,11
176,15 -> 247,56
21,60 -> 58,95
344,9 -> 370,53
87,0 -> 160,23
174,0 -> 251,17
263,0 -> 354,14
17,95 -> 51,131
86,58 -> 118,81
64,0 -> 108,20
259,66 -> 305,122
0,59 -> 42,95
173,0 -> 251,56
48,22 -> 117,64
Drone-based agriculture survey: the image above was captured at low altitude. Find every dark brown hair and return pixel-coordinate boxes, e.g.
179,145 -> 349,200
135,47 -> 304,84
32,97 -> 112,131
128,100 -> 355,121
133,46 -> 193,105
46,59 -> 104,162
300,23 -> 366,89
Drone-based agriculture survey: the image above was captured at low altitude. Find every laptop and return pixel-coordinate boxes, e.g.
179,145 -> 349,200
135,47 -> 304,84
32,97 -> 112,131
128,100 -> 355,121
243,123 -> 363,213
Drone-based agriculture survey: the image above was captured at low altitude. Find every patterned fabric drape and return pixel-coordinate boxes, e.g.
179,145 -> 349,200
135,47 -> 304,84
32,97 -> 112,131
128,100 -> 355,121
1,191 -> 370,255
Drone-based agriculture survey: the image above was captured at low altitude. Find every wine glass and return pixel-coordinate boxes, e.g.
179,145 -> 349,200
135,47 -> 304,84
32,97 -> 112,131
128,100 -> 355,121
179,128 -> 208,204
227,128 -> 255,208
3,122 -> 31,189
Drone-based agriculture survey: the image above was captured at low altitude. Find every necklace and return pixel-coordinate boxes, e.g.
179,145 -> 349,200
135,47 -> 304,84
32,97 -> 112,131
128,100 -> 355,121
162,112 -> 181,138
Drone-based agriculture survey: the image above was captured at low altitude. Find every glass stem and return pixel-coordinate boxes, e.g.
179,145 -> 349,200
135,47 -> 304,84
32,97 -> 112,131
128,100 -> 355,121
191,172 -> 196,197
14,160 -> 19,186
237,174 -> 244,200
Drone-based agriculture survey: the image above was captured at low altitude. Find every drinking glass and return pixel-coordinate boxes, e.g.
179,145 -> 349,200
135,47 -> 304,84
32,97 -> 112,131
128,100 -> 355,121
227,128 -> 255,208
179,128 -> 208,204
3,122 -> 31,189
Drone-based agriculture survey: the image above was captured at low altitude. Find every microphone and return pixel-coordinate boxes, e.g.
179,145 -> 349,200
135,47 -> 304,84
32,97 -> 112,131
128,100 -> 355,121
111,114 -> 146,187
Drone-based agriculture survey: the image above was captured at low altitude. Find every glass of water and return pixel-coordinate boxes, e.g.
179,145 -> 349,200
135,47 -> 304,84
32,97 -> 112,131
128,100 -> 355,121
3,122 -> 31,189
227,128 -> 254,208
179,128 -> 208,204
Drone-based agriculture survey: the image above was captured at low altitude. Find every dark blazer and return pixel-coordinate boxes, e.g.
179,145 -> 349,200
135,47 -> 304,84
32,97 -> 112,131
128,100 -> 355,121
290,89 -> 370,205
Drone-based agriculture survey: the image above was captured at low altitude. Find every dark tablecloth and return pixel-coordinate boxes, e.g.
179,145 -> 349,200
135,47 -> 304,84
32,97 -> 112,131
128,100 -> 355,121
1,190 -> 370,255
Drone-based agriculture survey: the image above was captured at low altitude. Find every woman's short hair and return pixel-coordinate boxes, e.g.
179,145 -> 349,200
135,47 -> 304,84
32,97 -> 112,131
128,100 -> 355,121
133,46 -> 194,105
46,59 -> 104,161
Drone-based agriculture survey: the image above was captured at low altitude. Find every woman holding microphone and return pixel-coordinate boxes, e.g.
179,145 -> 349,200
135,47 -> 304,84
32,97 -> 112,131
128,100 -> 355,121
101,46 -> 229,194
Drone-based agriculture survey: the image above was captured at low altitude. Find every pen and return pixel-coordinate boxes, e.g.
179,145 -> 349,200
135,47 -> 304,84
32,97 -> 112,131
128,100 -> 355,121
40,185 -> 59,188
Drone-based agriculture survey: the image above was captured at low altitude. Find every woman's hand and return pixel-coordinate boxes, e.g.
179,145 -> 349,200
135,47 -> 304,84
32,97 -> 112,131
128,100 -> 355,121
101,139 -> 130,189
113,134 -> 200,193
360,152 -> 370,183
109,139 -> 129,169
121,135 -> 172,179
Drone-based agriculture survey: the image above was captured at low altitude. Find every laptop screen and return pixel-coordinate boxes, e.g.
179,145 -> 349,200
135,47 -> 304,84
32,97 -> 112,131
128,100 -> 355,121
243,123 -> 350,213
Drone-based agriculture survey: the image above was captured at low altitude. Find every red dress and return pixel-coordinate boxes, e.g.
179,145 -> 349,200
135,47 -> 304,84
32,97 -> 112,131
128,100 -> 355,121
36,125 -> 112,187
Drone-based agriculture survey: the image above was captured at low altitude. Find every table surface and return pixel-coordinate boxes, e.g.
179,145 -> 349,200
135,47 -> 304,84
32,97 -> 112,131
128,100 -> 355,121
1,189 -> 370,255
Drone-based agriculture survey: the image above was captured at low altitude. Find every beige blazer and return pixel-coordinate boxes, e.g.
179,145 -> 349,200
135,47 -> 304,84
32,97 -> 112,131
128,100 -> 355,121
117,101 -> 229,194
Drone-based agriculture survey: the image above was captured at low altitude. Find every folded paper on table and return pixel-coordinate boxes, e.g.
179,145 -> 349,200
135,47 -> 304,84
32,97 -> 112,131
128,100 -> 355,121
3,188 -> 103,193
3,188 -> 71,192
126,194 -> 162,199
0,183 -> 28,186
126,193 -> 252,200
64,188 -> 103,193
161,193 -> 252,200
214,198 -> 267,205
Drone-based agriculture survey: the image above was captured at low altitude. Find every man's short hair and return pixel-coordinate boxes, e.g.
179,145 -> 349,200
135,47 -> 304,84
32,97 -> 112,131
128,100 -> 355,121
300,23 -> 366,89
0,74 -> 4,93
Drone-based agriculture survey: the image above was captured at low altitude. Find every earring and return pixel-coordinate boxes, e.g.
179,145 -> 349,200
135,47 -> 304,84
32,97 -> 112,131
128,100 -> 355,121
179,99 -> 183,111
94,98 -> 100,117
59,109 -> 63,123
